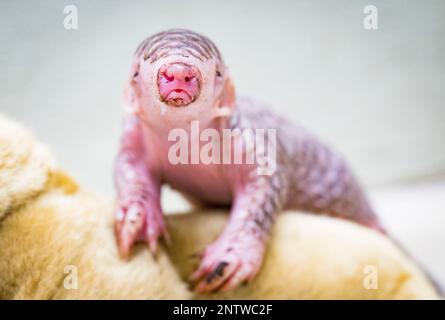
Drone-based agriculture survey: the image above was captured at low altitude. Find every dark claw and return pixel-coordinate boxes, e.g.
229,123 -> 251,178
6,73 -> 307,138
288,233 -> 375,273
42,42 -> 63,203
206,261 -> 228,283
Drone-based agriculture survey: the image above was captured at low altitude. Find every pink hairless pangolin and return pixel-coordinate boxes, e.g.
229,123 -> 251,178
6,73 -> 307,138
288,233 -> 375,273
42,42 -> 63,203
114,29 -> 386,293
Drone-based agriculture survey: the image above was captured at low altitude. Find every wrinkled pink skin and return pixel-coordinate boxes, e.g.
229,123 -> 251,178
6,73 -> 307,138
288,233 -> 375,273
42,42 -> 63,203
114,53 -> 383,293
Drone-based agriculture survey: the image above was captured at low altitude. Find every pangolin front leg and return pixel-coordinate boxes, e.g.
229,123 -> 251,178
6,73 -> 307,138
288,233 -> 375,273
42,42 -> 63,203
114,115 -> 168,258
192,171 -> 288,292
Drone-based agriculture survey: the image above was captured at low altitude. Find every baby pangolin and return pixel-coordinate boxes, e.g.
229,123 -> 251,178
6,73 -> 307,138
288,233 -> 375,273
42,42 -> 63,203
114,29 -> 385,293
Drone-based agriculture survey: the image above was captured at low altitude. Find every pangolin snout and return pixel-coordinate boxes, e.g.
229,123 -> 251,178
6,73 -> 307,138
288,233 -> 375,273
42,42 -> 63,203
157,63 -> 201,106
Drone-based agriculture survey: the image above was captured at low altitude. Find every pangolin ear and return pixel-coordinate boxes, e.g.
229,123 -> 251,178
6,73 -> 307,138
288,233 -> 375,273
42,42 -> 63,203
123,59 -> 141,115
217,77 -> 236,117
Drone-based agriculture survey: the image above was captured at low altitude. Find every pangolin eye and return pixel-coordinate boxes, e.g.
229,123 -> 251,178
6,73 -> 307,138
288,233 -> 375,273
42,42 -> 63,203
216,70 -> 222,77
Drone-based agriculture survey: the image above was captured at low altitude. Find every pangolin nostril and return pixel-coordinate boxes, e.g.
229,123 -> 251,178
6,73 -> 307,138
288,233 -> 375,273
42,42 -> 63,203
163,72 -> 174,82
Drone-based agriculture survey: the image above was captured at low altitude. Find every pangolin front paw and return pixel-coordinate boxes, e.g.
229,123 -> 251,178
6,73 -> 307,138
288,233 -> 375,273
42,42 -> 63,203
114,198 -> 169,259
190,233 -> 265,293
